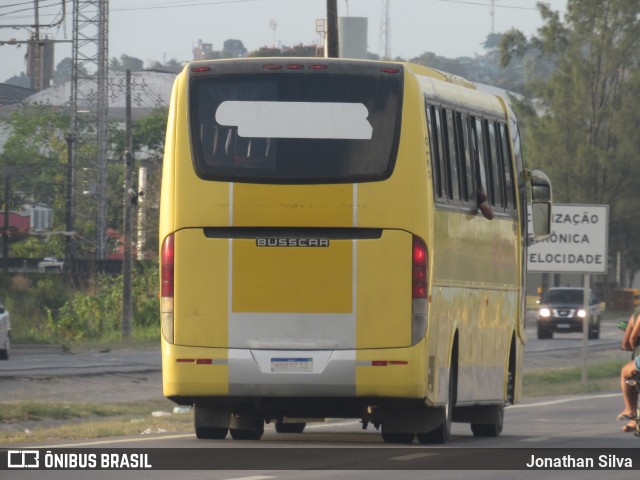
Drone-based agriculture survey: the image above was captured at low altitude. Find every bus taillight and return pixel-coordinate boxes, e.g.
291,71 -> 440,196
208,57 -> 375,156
412,236 -> 428,299
412,236 -> 429,344
161,234 -> 175,344
161,234 -> 175,298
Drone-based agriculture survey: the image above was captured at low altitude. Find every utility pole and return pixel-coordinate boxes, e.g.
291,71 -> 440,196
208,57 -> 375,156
64,132 -> 76,269
33,0 -> 41,91
2,176 -> 9,272
136,165 -> 147,261
326,0 -> 339,58
122,69 -> 133,340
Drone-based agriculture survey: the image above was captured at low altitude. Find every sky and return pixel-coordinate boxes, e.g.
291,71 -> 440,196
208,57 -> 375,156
0,0 -> 568,85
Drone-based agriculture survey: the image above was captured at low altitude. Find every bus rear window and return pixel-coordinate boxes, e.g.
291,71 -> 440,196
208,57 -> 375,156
189,73 -> 402,183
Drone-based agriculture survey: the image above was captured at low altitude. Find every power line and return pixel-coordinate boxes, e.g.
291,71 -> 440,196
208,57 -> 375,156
111,0 -> 259,13
435,0 -> 539,11
0,0 -> 64,26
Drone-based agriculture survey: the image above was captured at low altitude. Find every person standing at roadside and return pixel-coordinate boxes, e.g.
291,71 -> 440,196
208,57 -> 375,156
618,309 -> 640,432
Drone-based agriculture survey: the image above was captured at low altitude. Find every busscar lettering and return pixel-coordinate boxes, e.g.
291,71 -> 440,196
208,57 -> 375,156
256,238 -> 330,247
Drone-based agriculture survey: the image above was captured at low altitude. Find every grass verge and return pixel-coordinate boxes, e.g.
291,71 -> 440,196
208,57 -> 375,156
0,400 -> 193,444
523,358 -> 626,397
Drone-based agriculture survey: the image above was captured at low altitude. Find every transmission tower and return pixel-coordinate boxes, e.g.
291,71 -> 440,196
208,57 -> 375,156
490,0 -> 497,34
69,0 -> 109,260
379,0 -> 390,59
269,19 -> 277,49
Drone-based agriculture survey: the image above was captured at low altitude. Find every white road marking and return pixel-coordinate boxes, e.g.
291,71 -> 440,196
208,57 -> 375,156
508,393 -> 618,409
28,433 -> 194,449
223,477 -> 275,480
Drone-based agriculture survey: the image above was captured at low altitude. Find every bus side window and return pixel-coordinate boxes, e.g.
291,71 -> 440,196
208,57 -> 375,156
433,106 -> 447,200
486,121 -> 504,209
426,104 -> 445,200
456,112 -> 474,204
497,123 -> 516,210
510,119 -> 527,214
472,117 -> 490,201
445,109 -> 460,202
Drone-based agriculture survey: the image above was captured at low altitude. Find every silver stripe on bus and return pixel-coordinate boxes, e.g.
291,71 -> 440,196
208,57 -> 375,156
229,182 -> 234,226
228,312 -> 356,350
227,348 -> 356,397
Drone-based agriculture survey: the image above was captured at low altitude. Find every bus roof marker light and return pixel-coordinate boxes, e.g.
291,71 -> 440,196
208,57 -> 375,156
263,64 -> 283,70
380,67 -> 400,74
309,64 -> 328,70
286,64 -> 305,70
191,66 -> 211,73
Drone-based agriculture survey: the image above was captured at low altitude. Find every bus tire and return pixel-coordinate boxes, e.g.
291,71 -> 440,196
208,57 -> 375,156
381,432 -> 415,444
275,421 -> 306,434
470,405 -> 504,437
230,419 -> 264,441
195,426 -> 228,440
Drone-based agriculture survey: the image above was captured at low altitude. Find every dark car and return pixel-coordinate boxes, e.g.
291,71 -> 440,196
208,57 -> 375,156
537,287 -> 601,340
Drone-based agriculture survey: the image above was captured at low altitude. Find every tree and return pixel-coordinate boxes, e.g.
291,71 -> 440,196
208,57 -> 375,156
222,39 -> 247,58
249,44 -> 318,58
501,0 -> 640,287
110,54 -> 144,72
1,105 -> 73,258
483,33 -> 503,51
110,107 -> 168,255
52,58 -> 74,86
148,58 -> 183,73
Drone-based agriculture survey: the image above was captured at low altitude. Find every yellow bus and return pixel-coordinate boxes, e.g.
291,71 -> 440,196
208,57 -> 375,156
160,58 -> 552,444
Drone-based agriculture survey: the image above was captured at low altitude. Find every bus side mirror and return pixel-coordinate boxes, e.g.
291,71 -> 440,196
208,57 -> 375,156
528,169 -> 552,241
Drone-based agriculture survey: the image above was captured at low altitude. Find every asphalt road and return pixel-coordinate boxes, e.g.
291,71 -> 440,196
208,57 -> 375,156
2,393 -> 639,479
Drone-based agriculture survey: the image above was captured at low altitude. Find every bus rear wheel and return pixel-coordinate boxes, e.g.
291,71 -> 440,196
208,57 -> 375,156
230,419 -> 264,441
381,432 -> 415,444
470,405 -> 504,437
275,421 -> 306,434
195,426 -> 228,440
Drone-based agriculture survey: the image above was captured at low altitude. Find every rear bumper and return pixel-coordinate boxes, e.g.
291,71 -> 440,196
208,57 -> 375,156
162,339 -> 428,400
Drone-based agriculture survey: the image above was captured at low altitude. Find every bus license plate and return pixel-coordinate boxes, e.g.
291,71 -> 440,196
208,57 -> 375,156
271,358 -> 313,373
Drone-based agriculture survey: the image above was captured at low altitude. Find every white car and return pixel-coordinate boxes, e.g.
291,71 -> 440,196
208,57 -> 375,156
0,302 -> 10,360
37,256 -> 64,272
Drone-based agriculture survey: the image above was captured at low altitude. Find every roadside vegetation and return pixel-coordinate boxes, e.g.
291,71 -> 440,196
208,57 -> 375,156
523,358 -> 626,397
0,400 -> 192,444
1,263 -> 159,346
